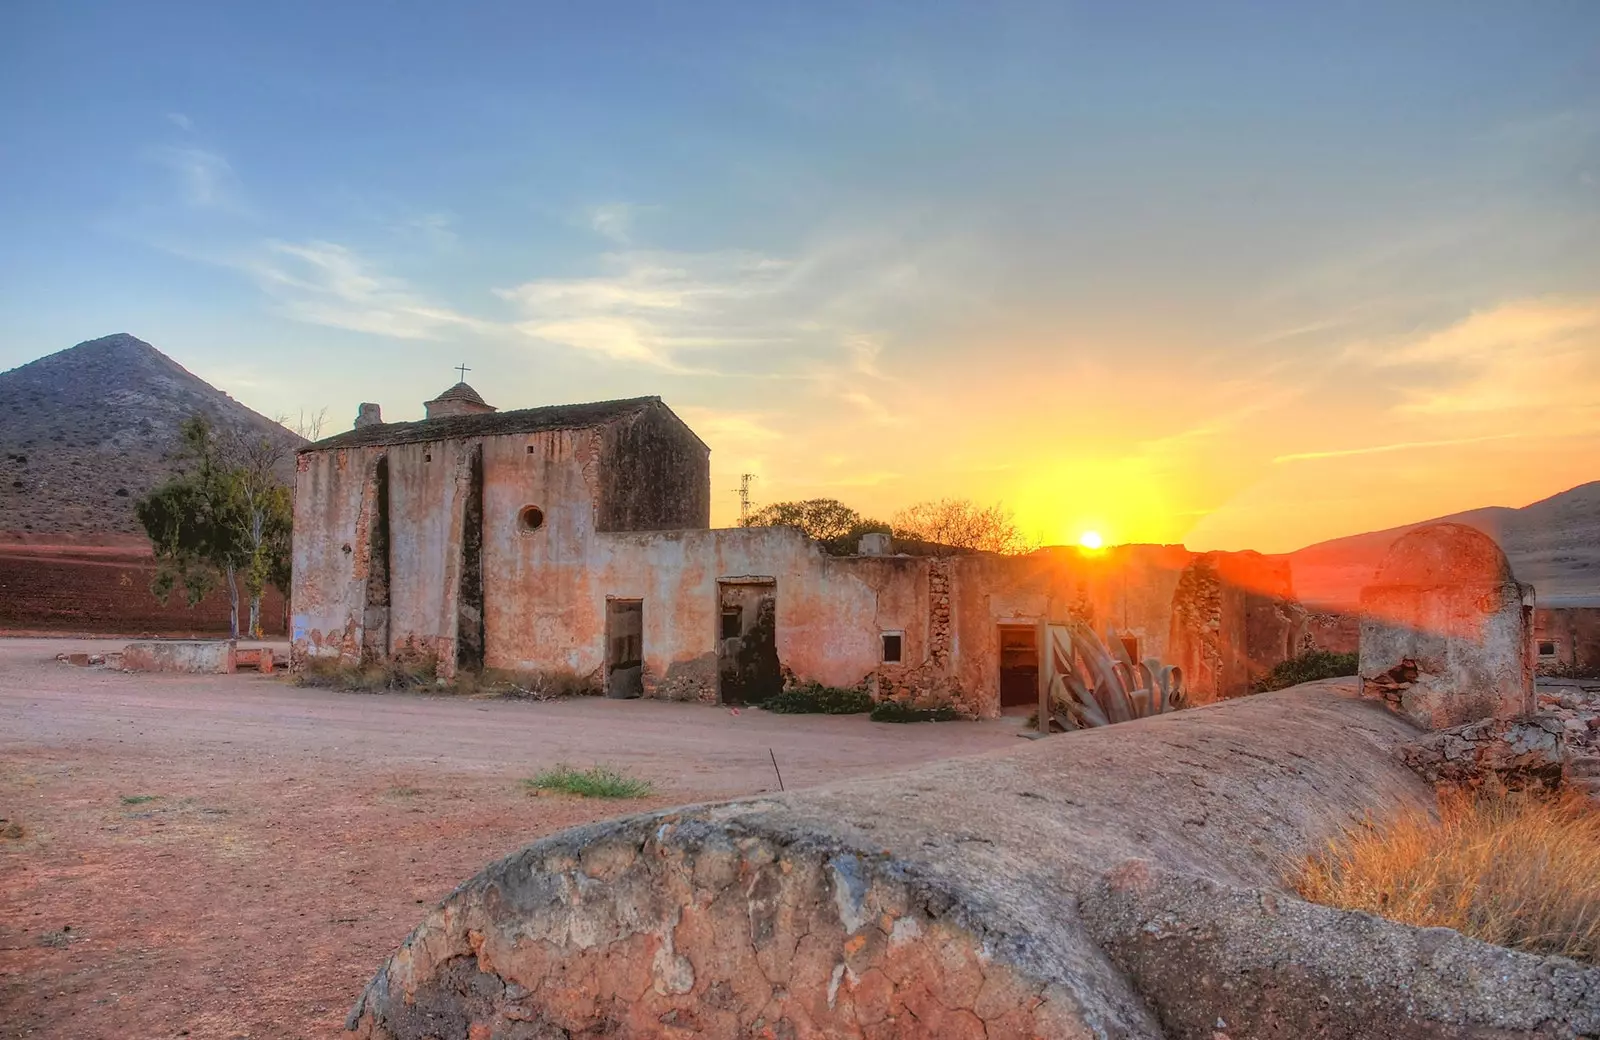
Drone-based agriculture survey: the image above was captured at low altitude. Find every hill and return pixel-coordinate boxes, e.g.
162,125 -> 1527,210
1287,481 -> 1600,609
0,333 -> 303,538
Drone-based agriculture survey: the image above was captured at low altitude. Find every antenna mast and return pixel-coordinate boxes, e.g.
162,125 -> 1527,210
735,473 -> 756,523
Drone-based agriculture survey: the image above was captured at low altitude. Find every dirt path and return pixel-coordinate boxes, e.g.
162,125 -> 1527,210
0,638 -> 1021,1039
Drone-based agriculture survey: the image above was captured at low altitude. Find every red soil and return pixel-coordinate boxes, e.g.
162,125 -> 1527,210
0,542 -> 286,637
0,638 -> 1022,1038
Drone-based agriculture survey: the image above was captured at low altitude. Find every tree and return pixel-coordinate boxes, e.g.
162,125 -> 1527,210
136,417 -> 251,637
891,498 -> 1035,555
224,428 -> 295,638
741,498 -> 891,556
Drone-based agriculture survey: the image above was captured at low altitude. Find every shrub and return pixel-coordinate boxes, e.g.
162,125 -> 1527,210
760,681 -> 873,715
478,668 -> 596,699
524,764 -> 655,799
870,701 -> 962,723
1252,649 -> 1359,693
296,655 -> 438,692
1295,791 -> 1600,963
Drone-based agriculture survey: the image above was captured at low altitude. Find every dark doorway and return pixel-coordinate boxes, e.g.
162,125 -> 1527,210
606,599 -> 643,699
998,624 -> 1039,708
718,580 -> 780,704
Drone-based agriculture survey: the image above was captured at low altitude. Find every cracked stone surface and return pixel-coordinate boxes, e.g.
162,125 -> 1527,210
348,681 -> 1600,1039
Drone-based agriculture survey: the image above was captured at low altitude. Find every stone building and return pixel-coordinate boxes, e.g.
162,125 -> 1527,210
1533,598 -> 1600,676
1358,522 -> 1535,729
291,384 -> 1309,716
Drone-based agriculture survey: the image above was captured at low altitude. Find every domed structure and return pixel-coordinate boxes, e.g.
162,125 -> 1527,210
425,381 -> 496,419
1372,522 -> 1513,590
1359,522 -> 1533,730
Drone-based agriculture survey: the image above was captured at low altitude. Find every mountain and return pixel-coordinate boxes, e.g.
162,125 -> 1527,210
0,333 -> 303,537
1287,481 -> 1600,610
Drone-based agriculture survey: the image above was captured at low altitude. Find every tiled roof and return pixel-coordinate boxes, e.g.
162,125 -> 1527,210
428,381 -> 490,407
301,396 -> 662,452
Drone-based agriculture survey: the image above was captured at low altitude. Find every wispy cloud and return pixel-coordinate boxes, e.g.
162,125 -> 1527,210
1274,433 -> 1522,464
587,203 -> 641,244
496,249 -> 801,367
245,240 -> 494,340
149,146 -> 244,212
166,112 -> 193,132
1349,297 -> 1600,418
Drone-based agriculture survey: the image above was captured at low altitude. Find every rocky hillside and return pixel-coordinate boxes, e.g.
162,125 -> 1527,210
0,333 -> 303,537
1288,481 -> 1600,609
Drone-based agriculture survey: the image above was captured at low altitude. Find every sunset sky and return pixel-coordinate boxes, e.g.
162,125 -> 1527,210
2,2 -> 1596,552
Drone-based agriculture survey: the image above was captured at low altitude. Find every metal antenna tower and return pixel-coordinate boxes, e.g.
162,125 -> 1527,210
735,473 -> 756,523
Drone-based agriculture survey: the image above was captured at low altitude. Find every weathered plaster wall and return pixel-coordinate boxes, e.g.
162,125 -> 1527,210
596,402 -> 710,532
387,441 -> 469,669
1534,605 -> 1600,675
292,447 -> 380,664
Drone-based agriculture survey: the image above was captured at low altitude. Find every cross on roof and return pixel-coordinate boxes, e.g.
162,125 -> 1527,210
455,363 -> 471,381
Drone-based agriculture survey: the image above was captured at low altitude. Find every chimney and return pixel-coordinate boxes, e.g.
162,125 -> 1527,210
858,532 -> 892,556
354,403 -> 383,429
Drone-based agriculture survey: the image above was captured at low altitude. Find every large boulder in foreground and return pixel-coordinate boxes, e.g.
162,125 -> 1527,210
347,684 -> 1600,1039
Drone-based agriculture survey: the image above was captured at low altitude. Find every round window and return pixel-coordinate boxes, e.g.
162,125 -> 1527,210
519,505 -> 546,533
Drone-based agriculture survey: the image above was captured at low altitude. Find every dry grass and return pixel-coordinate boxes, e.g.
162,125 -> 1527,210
1295,791 -> 1600,963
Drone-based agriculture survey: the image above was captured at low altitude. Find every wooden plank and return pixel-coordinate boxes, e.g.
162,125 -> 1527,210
1037,618 -> 1052,736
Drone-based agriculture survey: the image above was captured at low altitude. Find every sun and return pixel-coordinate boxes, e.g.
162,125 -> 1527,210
1078,530 -> 1104,550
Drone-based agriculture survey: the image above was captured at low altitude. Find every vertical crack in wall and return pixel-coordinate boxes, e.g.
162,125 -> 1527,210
361,455 -> 391,663
456,444 -> 486,673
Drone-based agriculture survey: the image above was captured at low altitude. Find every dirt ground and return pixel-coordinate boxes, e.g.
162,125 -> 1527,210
0,637 -> 1021,1039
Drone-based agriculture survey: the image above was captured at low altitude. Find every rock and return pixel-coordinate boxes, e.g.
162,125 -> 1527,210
346,683 -> 1599,1039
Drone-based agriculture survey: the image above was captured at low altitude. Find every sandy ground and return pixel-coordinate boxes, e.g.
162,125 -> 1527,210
0,638 -> 1022,1039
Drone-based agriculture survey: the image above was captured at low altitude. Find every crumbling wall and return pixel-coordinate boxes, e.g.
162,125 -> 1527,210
1168,552 -> 1306,702
1535,604 -> 1600,676
347,686 -> 1600,1039
1359,523 -> 1535,730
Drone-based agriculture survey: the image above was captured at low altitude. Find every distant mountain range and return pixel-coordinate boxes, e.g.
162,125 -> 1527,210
1286,481 -> 1600,609
0,333 -> 303,538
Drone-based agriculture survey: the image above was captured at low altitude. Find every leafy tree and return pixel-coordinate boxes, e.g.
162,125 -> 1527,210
136,417 -> 251,637
135,416 -> 297,639
891,498 -> 1035,555
741,498 -> 891,555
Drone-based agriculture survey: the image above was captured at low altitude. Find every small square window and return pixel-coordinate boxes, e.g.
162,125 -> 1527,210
721,607 -> 743,640
881,632 -> 903,664
1538,640 -> 1558,657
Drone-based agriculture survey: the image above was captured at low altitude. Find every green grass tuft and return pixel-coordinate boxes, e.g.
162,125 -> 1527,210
524,764 -> 655,799
869,701 -> 962,723
760,682 -> 874,715
120,794 -> 160,805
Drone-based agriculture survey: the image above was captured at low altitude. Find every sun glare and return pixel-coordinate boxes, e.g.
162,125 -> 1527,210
1078,530 -> 1104,550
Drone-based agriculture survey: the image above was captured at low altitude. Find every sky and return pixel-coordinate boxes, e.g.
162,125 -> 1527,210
1,1 -> 1597,553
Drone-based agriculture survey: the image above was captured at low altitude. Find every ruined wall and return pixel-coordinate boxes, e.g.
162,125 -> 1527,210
1534,604 -> 1600,676
296,426 -> 1304,715
596,401 -> 710,532
1169,551 -> 1307,702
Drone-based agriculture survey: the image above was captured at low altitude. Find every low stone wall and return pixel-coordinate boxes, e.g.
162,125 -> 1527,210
119,640 -> 236,674
346,682 -> 1599,1039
